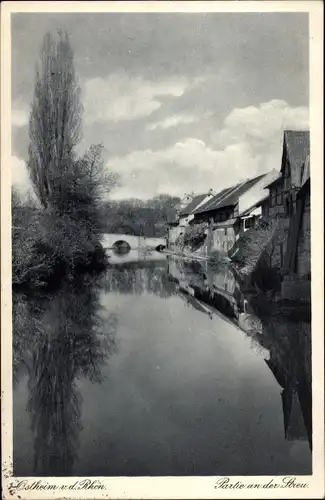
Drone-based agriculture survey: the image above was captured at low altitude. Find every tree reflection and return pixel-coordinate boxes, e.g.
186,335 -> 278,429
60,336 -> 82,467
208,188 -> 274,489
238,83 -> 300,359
13,280 -> 117,476
103,262 -> 177,298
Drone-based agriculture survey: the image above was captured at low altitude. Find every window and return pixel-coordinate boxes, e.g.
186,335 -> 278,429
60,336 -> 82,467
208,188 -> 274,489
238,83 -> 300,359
244,217 -> 254,230
224,228 -> 227,235
285,196 -> 293,216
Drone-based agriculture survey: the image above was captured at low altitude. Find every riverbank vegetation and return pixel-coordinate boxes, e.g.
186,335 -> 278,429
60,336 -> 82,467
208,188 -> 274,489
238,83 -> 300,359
228,220 -> 281,293
12,31 -> 115,290
174,222 -> 207,252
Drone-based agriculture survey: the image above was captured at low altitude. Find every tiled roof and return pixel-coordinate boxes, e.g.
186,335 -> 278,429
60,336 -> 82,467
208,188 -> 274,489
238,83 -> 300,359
179,193 -> 209,216
193,174 -> 266,215
193,186 -> 234,214
281,130 -> 310,187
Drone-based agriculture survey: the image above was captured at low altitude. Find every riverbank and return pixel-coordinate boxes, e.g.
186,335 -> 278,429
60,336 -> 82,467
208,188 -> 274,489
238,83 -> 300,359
162,248 -> 208,261
162,247 -> 231,263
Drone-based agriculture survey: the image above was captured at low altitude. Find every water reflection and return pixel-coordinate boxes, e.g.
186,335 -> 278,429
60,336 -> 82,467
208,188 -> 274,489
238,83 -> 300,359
255,319 -> 312,450
106,248 -> 166,265
167,255 -> 312,451
13,280 -> 118,475
103,259 -> 177,298
13,255 -> 312,476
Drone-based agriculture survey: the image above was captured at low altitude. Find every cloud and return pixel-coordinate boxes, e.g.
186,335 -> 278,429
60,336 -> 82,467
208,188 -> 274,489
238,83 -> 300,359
12,101 -> 29,128
215,100 -> 309,149
107,138 -> 260,200
107,100 -> 309,200
82,72 -> 188,124
146,113 -> 198,131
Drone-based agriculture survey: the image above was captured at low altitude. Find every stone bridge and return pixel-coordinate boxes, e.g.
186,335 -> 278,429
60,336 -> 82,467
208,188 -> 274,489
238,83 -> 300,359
101,233 -> 166,251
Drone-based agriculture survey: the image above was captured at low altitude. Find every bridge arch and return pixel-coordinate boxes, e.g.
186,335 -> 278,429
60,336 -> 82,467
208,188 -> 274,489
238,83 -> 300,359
101,233 -> 166,251
112,240 -> 131,255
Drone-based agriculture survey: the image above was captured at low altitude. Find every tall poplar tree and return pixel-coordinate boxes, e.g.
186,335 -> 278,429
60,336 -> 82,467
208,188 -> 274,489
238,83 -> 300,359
27,31 -> 82,211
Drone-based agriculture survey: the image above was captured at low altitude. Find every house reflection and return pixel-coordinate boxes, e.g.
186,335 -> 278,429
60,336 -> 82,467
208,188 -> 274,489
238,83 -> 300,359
167,256 -> 243,321
166,255 -> 312,451
13,281 -> 118,476
259,320 -> 312,450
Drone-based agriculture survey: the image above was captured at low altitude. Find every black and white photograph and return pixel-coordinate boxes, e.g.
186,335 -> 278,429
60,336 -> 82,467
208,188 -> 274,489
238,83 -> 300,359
1,1 -> 324,499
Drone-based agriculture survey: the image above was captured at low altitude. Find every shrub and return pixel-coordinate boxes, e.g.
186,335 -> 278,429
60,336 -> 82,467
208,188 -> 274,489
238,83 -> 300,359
12,204 -> 108,290
183,223 -> 207,251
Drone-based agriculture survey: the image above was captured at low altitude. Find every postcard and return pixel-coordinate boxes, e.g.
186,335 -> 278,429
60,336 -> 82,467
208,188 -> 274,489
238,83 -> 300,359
1,1 -> 324,498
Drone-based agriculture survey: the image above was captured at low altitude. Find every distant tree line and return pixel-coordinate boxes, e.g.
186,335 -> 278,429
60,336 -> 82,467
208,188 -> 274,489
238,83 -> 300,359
101,194 -> 180,238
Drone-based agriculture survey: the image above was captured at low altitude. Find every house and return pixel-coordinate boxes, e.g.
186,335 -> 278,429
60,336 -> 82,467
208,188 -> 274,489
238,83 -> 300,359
255,195 -> 269,220
281,130 -> 310,215
281,155 -> 311,301
191,171 -> 278,255
295,155 -> 311,278
178,189 -> 215,226
265,356 -> 311,447
262,130 -> 310,277
166,190 -> 215,248
263,175 -> 285,219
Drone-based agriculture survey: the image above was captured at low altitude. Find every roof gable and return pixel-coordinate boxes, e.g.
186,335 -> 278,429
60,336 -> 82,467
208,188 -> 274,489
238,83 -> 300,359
281,130 -> 310,187
179,193 -> 209,216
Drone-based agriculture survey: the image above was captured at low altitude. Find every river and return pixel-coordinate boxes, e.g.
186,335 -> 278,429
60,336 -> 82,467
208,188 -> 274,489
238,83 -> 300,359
13,250 -> 312,477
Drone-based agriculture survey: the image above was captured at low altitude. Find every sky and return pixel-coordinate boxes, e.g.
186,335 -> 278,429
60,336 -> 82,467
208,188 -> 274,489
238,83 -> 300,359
11,12 -> 309,201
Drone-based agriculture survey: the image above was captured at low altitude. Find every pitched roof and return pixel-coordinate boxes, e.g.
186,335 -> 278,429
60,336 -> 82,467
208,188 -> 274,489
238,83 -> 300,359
193,186 -> 233,214
281,130 -> 310,187
193,174 -> 266,215
264,175 -> 283,189
179,193 -> 209,216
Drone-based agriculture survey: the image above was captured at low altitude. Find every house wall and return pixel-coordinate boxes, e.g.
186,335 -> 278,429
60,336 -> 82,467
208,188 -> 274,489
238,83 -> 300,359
211,223 -> 237,254
296,189 -> 311,278
261,201 -> 270,219
239,207 -> 262,236
179,215 -> 191,226
167,225 -> 184,247
179,194 -> 214,227
269,181 -> 285,218
264,175 -> 289,269
212,206 -> 235,223
283,156 -> 299,216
